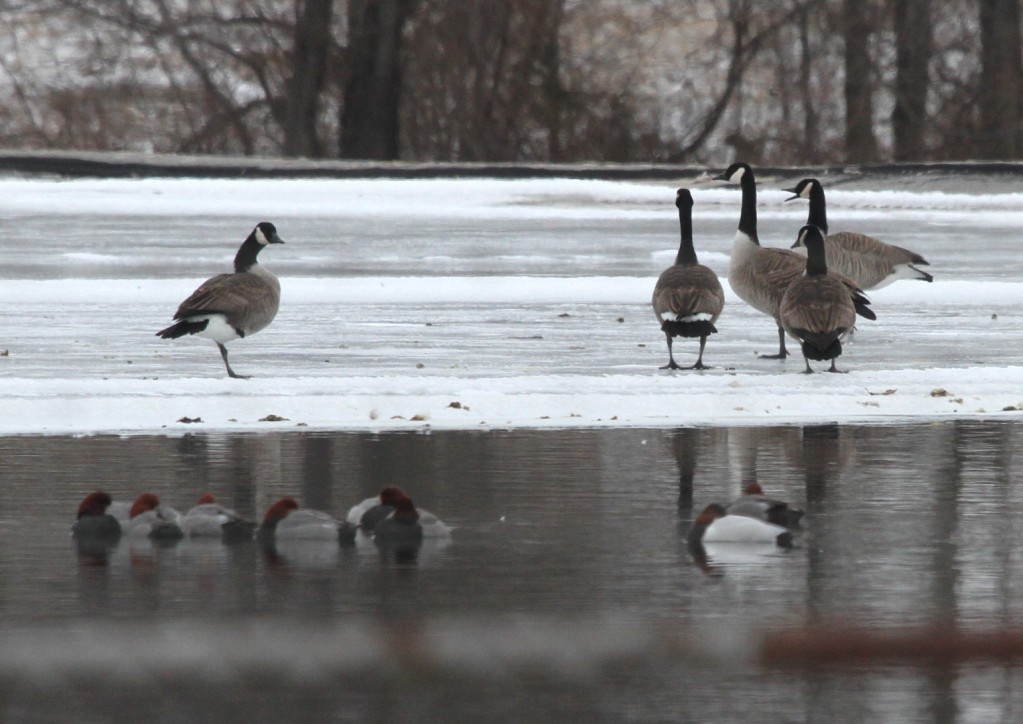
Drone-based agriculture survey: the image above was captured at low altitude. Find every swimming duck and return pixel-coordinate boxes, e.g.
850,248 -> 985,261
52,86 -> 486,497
71,491 -> 122,541
180,493 -> 256,542
257,497 -> 357,545
373,495 -> 426,550
346,487 -> 406,531
687,503 -> 792,547
124,493 -> 184,541
347,487 -> 449,536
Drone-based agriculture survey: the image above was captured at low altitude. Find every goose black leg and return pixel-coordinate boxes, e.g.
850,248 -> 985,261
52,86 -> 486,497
827,359 -> 847,374
690,336 -> 711,370
759,326 -> 789,360
218,343 -> 250,380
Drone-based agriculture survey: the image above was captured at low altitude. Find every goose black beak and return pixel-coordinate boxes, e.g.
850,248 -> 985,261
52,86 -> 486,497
781,188 -> 800,201
713,171 -> 729,181
269,233 -> 285,244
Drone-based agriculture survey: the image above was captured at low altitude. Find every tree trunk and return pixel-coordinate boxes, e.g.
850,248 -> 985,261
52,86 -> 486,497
891,0 -> 932,160
541,0 -> 565,161
978,0 -> 1023,158
798,7 -> 818,162
842,0 -> 878,161
339,0 -> 418,159
283,0 -> 335,158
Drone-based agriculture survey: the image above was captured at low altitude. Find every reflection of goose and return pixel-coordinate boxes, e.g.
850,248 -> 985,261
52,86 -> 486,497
784,178 -> 932,289
717,162 -> 874,359
180,493 -> 256,542
726,483 -> 804,528
651,189 -> 725,369
687,504 -> 792,547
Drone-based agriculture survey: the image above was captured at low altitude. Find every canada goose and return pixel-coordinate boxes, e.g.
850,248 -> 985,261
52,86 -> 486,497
717,162 -> 874,359
780,225 -> 858,373
156,222 -> 284,379
651,189 -> 725,369
784,178 -> 933,289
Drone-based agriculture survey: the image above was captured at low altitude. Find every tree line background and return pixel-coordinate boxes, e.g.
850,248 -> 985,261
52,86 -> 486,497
0,0 -> 1019,165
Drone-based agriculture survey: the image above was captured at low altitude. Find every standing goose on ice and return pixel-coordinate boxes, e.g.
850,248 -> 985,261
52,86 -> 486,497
651,188 -> 725,370
156,222 -> 284,379
780,225 -> 858,374
784,178 -> 932,289
717,162 -> 874,359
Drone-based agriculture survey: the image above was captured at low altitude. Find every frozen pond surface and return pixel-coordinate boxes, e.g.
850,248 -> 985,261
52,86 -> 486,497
3,422 -> 1023,721
0,174 -> 1023,432
4,171 -> 1023,720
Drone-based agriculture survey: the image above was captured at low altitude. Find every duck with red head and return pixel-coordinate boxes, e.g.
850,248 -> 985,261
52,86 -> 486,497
121,493 -> 183,541
257,497 -> 357,546
72,491 -> 122,541
180,493 -> 256,542
346,486 -> 406,532
347,487 -> 450,537
373,495 -> 425,545
725,482 -> 804,529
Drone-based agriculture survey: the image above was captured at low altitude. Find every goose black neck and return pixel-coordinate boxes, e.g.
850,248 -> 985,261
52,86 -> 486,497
804,237 -> 828,277
675,203 -> 698,266
234,235 -> 265,273
737,170 -> 759,243
807,183 -> 829,234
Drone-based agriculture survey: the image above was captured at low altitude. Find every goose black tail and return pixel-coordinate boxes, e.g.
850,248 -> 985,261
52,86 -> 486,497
852,293 -> 876,321
156,319 -> 209,339
911,265 -> 934,283
661,320 -> 718,338
799,335 -> 843,361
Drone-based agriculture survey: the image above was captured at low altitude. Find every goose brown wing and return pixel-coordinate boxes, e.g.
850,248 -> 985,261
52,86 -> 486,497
826,269 -> 875,321
781,277 -> 856,337
746,248 -> 805,308
653,265 -> 724,320
829,231 -> 929,266
174,273 -> 279,328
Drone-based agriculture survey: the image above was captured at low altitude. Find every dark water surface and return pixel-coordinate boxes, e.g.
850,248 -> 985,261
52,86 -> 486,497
3,421 -> 1023,722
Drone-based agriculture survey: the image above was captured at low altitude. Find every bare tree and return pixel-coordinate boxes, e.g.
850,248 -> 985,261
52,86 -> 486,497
843,0 -> 879,161
892,0 -> 932,160
978,0 -> 1023,158
339,0 -> 419,159
283,0 -> 335,158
